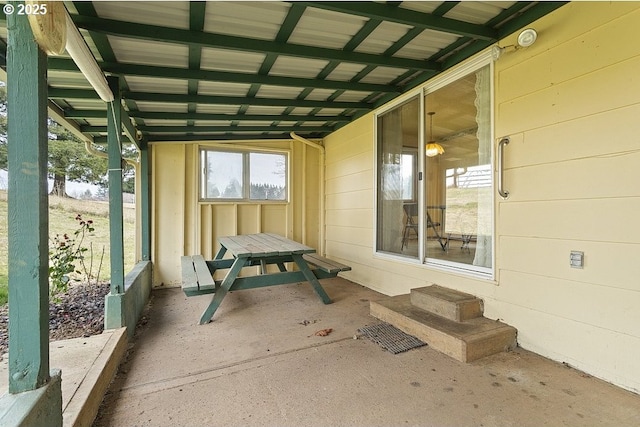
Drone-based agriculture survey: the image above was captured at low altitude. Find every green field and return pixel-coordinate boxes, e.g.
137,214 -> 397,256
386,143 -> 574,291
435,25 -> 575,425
0,190 -> 136,305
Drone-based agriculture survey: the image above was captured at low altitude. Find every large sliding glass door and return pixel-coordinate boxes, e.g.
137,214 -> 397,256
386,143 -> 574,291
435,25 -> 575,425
424,64 -> 492,273
375,61 -> 493,275
376,96 -> 420,259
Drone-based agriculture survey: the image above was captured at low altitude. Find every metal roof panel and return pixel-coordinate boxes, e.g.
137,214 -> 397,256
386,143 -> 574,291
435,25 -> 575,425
288,7 -> 368,50
256,85 -> 305,99
394,29 -> 461,60
108,36 -> 189,68
200,48 -> 265,74
197,81 -> 251,97
326,63 -> 367,82
245,106 -> 288,115
358,67 -> 409,85
196,104 -> 241,114
125,76 -> 188,94
445,2 -> 516,25
134,102 -> 188,113
93,1 -> 190,30
203,2 -> 290,41
354,21 -> 413,55
270,56 -> 330,79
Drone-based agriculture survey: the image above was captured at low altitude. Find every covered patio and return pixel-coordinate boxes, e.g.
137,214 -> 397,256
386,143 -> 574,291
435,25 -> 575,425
99,280 -> 640,426
2,1 -> 640,425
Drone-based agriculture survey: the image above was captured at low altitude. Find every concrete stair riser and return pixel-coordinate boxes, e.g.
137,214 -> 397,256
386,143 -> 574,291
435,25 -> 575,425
371,294 -> 516,363
410,285 -> 483,322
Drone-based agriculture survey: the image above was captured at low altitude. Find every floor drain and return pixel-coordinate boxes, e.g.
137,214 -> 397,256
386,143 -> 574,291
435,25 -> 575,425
357,323 -> 426,354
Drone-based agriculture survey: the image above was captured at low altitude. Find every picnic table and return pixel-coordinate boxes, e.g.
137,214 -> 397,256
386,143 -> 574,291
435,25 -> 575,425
182,233 -> 351,324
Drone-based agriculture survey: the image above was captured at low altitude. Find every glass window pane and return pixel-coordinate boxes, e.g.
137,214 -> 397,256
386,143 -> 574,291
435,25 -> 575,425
376,96 -> 420,258
204,151 -> 243,199
401,153 -> 416,200
249,152 -> 286,200
424,64 -> 492,270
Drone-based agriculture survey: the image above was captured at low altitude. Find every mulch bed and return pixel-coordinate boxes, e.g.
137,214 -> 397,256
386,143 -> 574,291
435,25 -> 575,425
0,281 -> 110,361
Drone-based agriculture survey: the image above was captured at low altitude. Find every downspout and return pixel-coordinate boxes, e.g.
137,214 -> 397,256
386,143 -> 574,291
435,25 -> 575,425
290,132 -> 325,256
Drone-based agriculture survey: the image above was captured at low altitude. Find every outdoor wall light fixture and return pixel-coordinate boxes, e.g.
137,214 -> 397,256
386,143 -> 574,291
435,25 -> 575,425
517,28 -> 538,47
425,112 -> 444,157
492,28 -> 538,60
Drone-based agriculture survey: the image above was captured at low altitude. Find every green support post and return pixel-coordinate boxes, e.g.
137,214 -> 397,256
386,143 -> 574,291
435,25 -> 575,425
107,76 -> 125,294
140,146 -> 151,261
6,4 -> 51,394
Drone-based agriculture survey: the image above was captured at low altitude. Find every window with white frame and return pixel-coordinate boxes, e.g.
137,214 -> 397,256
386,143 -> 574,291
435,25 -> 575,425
200,149 -> 288,201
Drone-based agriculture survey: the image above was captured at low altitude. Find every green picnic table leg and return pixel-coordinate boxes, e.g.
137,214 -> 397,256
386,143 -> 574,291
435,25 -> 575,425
199,256 -> 245,324
214,246 -> 227,259
292,254 -> 332,304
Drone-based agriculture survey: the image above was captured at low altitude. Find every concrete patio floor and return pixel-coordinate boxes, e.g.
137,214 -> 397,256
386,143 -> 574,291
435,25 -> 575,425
94,278 -> 640,427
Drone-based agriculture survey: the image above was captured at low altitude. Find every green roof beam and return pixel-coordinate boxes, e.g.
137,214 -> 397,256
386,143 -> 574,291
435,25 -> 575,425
122,91 -> 372,110
302,2 -> 498,40
47,57 -> 400,94
70,14 -> 441,71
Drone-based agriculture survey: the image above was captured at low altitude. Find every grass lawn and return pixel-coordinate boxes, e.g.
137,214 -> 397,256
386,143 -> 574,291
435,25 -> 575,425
0,190 -> 136,305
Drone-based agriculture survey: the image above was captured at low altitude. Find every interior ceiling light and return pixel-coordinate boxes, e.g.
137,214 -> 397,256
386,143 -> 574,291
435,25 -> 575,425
425,112 -> 444,157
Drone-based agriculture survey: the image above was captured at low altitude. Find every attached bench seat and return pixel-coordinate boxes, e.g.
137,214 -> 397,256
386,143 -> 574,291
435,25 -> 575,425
182,253 -> 351,297
302,253 -> 351,275
182,255 -> 216,297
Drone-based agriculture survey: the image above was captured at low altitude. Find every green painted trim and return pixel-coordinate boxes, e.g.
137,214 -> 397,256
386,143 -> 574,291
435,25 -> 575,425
432,1 -> 460,16
48,57 -> 401,94
122,91 -> 372,110
120,108 -> 141,151
6,8 -> 50,394
140,150 -> 151,261
138,124 -> 334,133
302,2 -> 498,40
70,14 -> 440,71
104,261 -> 152,334
82,124 -> 334,134
105,60 -> 400,93
145,133 -> 327,142
104,293 -> 124,330
0,370 -> 62,427
48,88 -> 99,99
497,2 -> 568,38
107,76 -> 125,295
135,111 -> 351,122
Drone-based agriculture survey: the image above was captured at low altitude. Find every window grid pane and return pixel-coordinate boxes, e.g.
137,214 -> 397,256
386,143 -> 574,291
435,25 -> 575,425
205,151 -> 244,199
249,152 -> 287,201
201,150 -> 288,202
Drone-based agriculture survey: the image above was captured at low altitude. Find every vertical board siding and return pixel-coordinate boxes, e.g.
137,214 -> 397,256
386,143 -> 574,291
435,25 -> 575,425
153,139 -> 320,285
152,144 -> 186,285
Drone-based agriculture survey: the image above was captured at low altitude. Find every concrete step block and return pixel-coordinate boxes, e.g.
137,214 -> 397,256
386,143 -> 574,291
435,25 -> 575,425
410,285 -> 483,322
371,295 -> 516,363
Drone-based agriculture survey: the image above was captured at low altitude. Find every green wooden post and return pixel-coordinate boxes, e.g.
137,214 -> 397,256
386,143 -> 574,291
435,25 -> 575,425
6,5 -> 51,394
140,145 -> 151,261
107,76 -> 125,294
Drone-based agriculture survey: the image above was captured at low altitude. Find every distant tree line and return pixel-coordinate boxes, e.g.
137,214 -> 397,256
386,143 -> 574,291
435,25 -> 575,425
0,84 -> 136,198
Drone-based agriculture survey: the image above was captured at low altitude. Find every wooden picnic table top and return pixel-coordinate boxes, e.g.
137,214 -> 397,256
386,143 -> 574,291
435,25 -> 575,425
218,233 -> 315,258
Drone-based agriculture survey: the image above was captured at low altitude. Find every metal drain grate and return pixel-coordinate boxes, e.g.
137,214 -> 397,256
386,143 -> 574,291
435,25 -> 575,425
357,323 -> 426,354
